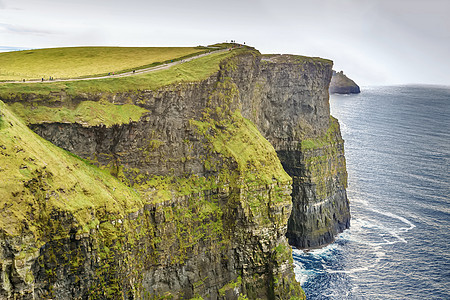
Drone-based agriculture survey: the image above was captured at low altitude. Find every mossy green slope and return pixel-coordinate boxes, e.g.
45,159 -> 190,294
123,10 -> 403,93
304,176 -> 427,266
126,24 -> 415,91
8,101 -> 148,127
300,116 -> 347,199
0,100 -> 145,238
0,46 -> 207,81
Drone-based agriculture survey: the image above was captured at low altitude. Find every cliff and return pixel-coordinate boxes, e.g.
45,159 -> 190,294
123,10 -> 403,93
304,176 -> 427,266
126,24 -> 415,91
329,70 -> 360,94
0,47 -> 349,298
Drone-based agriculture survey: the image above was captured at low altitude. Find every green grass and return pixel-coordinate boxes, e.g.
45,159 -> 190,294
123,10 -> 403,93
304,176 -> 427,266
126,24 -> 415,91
300,116 -> 340,151
0,48 -> 245,98
8,100 -> 148,127
192,109 -> 291,186
261,54 -> 332,66
0,46 -> 208,81
219,276 -> 242,296
0,100 -> 145,238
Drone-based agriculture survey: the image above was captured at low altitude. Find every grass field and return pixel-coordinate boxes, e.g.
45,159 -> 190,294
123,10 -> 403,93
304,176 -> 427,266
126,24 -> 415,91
0,48 -> 249,97
0,46 -> 209,81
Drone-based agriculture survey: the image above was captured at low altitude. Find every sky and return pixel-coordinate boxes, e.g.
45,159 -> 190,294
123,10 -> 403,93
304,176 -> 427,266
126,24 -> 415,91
1,0 -> 449,86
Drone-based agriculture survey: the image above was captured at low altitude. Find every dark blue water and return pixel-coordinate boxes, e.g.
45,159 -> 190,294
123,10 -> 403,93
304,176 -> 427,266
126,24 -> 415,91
293,85 -> 450,299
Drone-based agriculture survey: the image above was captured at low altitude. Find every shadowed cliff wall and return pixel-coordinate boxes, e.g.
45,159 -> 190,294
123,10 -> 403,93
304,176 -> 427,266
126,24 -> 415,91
218,53 -> 350,248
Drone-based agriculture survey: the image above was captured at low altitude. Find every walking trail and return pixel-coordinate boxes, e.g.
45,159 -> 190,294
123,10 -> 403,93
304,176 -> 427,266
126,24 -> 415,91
3,48 -> 230,84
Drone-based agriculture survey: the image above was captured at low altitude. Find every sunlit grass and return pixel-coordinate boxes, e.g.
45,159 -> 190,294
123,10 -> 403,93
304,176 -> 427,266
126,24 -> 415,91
0,48 -> 245,97
0,46 -> 207,81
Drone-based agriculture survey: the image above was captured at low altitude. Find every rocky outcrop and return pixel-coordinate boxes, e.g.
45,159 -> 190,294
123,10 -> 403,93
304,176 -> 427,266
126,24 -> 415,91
0,49 -> 350,298
282,117 -> 350,248
329,70 -> 360,94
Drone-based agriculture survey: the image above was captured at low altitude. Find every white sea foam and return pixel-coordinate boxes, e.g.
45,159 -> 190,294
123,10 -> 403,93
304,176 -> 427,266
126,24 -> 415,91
294,267 -> 309,285
370,209 -> 416,233
311,199 -> 416,276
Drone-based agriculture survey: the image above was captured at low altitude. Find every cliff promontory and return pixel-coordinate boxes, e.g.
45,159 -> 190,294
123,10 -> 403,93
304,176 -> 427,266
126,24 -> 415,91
329,70 -> 360,94
0,46 -> 349,298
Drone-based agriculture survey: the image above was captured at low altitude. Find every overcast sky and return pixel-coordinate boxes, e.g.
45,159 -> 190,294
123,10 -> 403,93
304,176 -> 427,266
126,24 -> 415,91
1,0 -> 449,86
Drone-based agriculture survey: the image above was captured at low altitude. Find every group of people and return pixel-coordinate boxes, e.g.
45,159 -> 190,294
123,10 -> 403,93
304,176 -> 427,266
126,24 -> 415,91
228,40 -> 246,45
40,76 -> 55,82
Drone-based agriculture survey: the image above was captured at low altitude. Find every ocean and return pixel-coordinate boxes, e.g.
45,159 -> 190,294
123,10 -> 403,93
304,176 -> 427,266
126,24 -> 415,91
293,85 -> 450,299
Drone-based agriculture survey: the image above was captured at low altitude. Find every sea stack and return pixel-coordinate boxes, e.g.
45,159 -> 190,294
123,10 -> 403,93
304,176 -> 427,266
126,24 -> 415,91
329,70 -> 360,94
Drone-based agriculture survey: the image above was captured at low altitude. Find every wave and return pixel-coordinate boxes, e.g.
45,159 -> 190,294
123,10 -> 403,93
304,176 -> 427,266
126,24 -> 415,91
294,196 -> 417,282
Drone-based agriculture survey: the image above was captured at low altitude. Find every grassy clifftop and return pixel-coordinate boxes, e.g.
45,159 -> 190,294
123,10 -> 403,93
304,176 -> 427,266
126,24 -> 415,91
0,46 -> 210,81
0,47 -> 255,127
0,48 -> 249,98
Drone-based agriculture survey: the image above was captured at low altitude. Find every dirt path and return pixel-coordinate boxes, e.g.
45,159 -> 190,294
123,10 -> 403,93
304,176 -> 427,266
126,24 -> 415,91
3,48 -> 229,84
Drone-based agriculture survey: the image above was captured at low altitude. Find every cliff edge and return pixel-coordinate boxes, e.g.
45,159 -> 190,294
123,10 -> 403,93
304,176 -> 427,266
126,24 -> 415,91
0,46 -> 349,298
329,70 -> 360,94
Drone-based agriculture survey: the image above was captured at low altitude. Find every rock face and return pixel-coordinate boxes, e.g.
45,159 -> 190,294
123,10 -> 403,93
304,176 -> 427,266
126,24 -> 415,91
329,70 -> 360,94
221,54 -> 350,249
0,49 -> 350,298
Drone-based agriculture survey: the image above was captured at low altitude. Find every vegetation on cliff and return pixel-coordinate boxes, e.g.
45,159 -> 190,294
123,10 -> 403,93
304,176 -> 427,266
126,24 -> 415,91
8,101 -> 149,127
0,100 -> 145,238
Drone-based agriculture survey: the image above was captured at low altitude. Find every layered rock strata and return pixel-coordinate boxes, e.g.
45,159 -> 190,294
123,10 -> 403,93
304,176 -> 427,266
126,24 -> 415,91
215,54 -> 350,248
0,48 -> 350,298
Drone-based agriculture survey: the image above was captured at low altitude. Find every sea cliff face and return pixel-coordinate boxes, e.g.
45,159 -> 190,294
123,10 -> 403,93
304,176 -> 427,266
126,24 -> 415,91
217,54 -> 350,248
0,49 -> 349,298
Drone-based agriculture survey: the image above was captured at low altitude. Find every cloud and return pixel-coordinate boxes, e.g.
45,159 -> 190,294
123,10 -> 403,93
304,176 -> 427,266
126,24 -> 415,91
0,23 -> 55,35
0,0 -> 4,9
